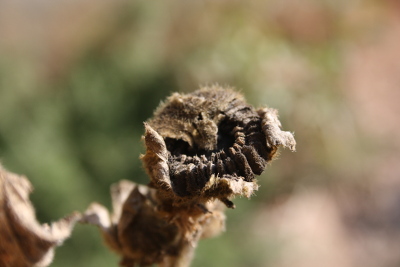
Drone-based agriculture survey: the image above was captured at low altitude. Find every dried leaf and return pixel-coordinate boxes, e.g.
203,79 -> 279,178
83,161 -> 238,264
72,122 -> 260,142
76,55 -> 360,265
0,165 -> 81,267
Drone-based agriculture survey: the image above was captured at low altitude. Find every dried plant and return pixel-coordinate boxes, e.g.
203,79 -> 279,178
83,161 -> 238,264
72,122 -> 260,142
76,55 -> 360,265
0,86 -> 295,267
0,166 -> 81,267
82,86 -> 295,266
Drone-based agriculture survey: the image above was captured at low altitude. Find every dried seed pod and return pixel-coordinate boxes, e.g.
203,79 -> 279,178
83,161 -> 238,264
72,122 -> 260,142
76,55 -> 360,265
0,165 -> 80,267
142,85 -> 296,207
85,86 -> 294,267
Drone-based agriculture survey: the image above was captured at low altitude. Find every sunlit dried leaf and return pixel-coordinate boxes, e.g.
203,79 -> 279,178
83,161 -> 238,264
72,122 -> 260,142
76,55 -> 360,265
0,165 -> 81,267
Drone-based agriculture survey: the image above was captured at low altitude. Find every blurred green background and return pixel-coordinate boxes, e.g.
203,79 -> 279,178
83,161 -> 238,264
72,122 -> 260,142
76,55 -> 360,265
1,1 -> 400,266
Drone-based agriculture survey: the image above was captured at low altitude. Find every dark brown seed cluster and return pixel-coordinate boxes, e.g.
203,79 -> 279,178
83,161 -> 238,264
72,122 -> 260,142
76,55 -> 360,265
142,86 -> 295,207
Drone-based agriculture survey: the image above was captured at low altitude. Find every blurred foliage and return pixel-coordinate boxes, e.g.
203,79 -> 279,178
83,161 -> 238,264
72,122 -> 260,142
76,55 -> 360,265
1,0 -> 400,266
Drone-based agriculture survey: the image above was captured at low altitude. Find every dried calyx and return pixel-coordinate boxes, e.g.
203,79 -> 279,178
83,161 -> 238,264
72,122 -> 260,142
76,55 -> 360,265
142,86 -> 296,208
82,180 -> 226,267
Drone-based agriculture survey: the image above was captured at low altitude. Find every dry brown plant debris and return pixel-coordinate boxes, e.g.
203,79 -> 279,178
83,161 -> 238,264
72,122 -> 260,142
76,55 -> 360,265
0,165 -> 81,267
0,86 -> 295,267
82,86 -> 295,266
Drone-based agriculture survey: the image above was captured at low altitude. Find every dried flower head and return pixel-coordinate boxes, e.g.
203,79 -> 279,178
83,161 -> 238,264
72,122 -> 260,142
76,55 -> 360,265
142,85 -> 296,207
83,86 -> 295,267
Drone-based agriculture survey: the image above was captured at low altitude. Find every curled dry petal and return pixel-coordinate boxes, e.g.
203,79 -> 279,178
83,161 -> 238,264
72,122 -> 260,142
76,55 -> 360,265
258,107 -> 296,152
0,165 -> 81,267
